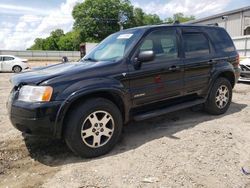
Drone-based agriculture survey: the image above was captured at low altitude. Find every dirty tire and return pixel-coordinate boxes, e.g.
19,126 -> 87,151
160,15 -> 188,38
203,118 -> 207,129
13,66 -> 22,73
64,98 -> 123,158
204,77 -> 232,115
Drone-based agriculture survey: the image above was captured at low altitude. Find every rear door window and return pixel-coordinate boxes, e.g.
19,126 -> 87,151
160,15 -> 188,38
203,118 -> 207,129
183,33 -> 210,58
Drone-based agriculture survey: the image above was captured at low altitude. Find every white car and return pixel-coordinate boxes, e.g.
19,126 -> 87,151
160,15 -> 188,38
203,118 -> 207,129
239,57 -> 250,82
0,55 -> 29,73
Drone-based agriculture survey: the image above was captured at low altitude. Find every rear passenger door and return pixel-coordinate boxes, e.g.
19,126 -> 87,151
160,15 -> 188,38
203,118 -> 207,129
182,29 -> 213,95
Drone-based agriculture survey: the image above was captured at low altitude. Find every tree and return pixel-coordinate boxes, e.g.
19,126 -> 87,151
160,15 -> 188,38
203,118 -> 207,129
165,13 -> 195,23
72,0 -> 135,42
133,8 -> 145,26
29,29 -> 65,50
143,14 -> 162,25
28,38 -> 45,50
133,8 -> 162,26
57,30 -> 82,51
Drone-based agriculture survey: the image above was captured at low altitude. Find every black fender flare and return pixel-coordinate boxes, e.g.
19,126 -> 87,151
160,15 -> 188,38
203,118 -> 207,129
206,67 -> 235,99
53,86 -> 130,138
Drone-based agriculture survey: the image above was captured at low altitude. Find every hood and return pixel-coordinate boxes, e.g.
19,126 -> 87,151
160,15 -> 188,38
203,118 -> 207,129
11,61 -> 107,86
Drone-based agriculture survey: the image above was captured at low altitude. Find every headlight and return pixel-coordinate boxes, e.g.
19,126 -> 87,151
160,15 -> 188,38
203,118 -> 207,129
18,85 -> 53,102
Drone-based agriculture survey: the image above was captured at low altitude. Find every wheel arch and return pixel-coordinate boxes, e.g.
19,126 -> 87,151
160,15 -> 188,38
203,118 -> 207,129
217,71 -> 235,88
54,89 -> 129,138
12,65 -> 22,72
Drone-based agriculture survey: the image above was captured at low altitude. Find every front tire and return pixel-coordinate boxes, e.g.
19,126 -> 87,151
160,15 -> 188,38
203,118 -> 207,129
204,77 -> 232,115
64,98 -> 123,158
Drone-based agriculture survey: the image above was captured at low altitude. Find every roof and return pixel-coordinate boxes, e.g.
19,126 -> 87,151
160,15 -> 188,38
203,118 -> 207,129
0,55 -> 15,57
122,23 -> 219,32
187,6 -> 250,24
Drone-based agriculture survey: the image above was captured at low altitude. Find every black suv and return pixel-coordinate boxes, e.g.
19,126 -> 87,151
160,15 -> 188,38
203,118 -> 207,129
8,24 -> 240,158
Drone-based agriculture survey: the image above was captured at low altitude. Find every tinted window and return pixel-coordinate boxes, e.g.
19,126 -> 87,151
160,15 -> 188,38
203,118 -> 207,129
0,57 -> 3,61
206,28 -> 235,53
183,33 -> 210,58
140,29 -> 178,60
3,56 -> 14,61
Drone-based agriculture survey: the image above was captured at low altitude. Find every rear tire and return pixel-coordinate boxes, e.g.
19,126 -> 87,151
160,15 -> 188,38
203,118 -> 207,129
13,66 -> 22,73
64,98 -> 123,158
204,77 -> 232,115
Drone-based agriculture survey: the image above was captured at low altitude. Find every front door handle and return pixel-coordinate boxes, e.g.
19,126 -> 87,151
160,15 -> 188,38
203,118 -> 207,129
168,65 -> 180,71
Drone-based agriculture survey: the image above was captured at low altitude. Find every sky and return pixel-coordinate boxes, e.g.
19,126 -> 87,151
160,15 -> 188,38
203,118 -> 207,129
0,0 -> 249,50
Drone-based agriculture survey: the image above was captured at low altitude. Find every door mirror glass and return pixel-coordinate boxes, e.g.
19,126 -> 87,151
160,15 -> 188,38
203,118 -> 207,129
137,50 -> 155,62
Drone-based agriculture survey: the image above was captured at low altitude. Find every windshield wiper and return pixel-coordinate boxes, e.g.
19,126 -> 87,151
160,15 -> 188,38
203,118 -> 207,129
83,57 -> 97,62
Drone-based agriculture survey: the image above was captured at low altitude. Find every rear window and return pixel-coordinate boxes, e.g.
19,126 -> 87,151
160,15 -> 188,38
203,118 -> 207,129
183,33 -> 210,58
206,28 -> 235,53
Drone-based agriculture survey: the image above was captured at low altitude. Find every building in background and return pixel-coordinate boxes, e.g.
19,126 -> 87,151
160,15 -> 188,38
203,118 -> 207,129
188,6 -> 250,37
188,6 -> 250,56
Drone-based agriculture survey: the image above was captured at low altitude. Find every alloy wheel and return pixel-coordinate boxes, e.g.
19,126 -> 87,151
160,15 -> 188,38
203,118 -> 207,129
215,85 -> 229,109
81,110 -> 115,148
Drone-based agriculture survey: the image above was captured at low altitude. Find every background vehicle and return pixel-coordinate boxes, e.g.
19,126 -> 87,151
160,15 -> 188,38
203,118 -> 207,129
239,57 -> 250,81
8,24 -> 240,158
0,55 -> 29,73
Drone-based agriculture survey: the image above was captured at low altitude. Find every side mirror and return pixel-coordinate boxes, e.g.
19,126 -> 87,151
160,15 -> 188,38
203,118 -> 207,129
138,50 -> 155,62
134,50 -> 155,70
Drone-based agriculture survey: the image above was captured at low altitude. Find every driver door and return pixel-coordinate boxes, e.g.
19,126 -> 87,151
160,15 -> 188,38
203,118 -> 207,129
128,28 -> 184,106
2,56 -> 14,71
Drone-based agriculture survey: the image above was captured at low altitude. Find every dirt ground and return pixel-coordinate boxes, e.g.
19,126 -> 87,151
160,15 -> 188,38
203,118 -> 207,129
1,64 -> 250,187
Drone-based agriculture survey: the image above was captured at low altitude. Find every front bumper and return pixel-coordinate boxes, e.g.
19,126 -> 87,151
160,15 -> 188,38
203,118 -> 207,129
239,65 -> 250,82
8,91 -> 62,137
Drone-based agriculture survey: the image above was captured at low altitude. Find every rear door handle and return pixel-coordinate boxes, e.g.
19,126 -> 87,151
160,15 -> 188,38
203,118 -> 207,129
168,65 -> 180,71
208,59 -> 217,65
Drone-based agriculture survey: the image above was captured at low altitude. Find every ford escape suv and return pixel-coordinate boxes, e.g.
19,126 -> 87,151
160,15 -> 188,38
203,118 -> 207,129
8,24 -> 240,158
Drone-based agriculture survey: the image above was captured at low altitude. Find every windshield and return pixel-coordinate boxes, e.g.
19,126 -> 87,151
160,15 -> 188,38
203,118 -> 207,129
82,29 -> 144,62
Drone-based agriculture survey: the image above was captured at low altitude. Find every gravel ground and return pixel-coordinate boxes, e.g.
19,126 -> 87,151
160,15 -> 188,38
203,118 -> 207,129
0,66 -> 250,187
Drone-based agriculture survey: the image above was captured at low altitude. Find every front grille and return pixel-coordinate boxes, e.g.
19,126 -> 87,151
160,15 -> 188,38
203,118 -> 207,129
240,65 -> 250,71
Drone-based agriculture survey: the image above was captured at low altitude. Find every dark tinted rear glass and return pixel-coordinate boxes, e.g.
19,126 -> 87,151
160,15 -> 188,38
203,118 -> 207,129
183,33 -> 210,58
206,27 -> 235,53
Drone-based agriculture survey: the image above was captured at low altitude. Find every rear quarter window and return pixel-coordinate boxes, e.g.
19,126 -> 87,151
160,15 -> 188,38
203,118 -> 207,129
206,27 -> 235,53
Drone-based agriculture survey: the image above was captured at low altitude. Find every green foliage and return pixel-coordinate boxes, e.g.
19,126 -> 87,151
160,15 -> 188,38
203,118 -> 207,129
58,30 -> 82,51
28,0 -> 195,51
165,13 -> 195,23
28,38 -> 45,50
28,29 -> 64,50
72,0 -> 134,41
28,29 -> 82,51
133,8 -> 162,26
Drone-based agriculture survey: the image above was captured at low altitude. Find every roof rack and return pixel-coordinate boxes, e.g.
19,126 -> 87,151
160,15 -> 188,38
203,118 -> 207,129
157,20 -> 180,25
206,23 -> 219,26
